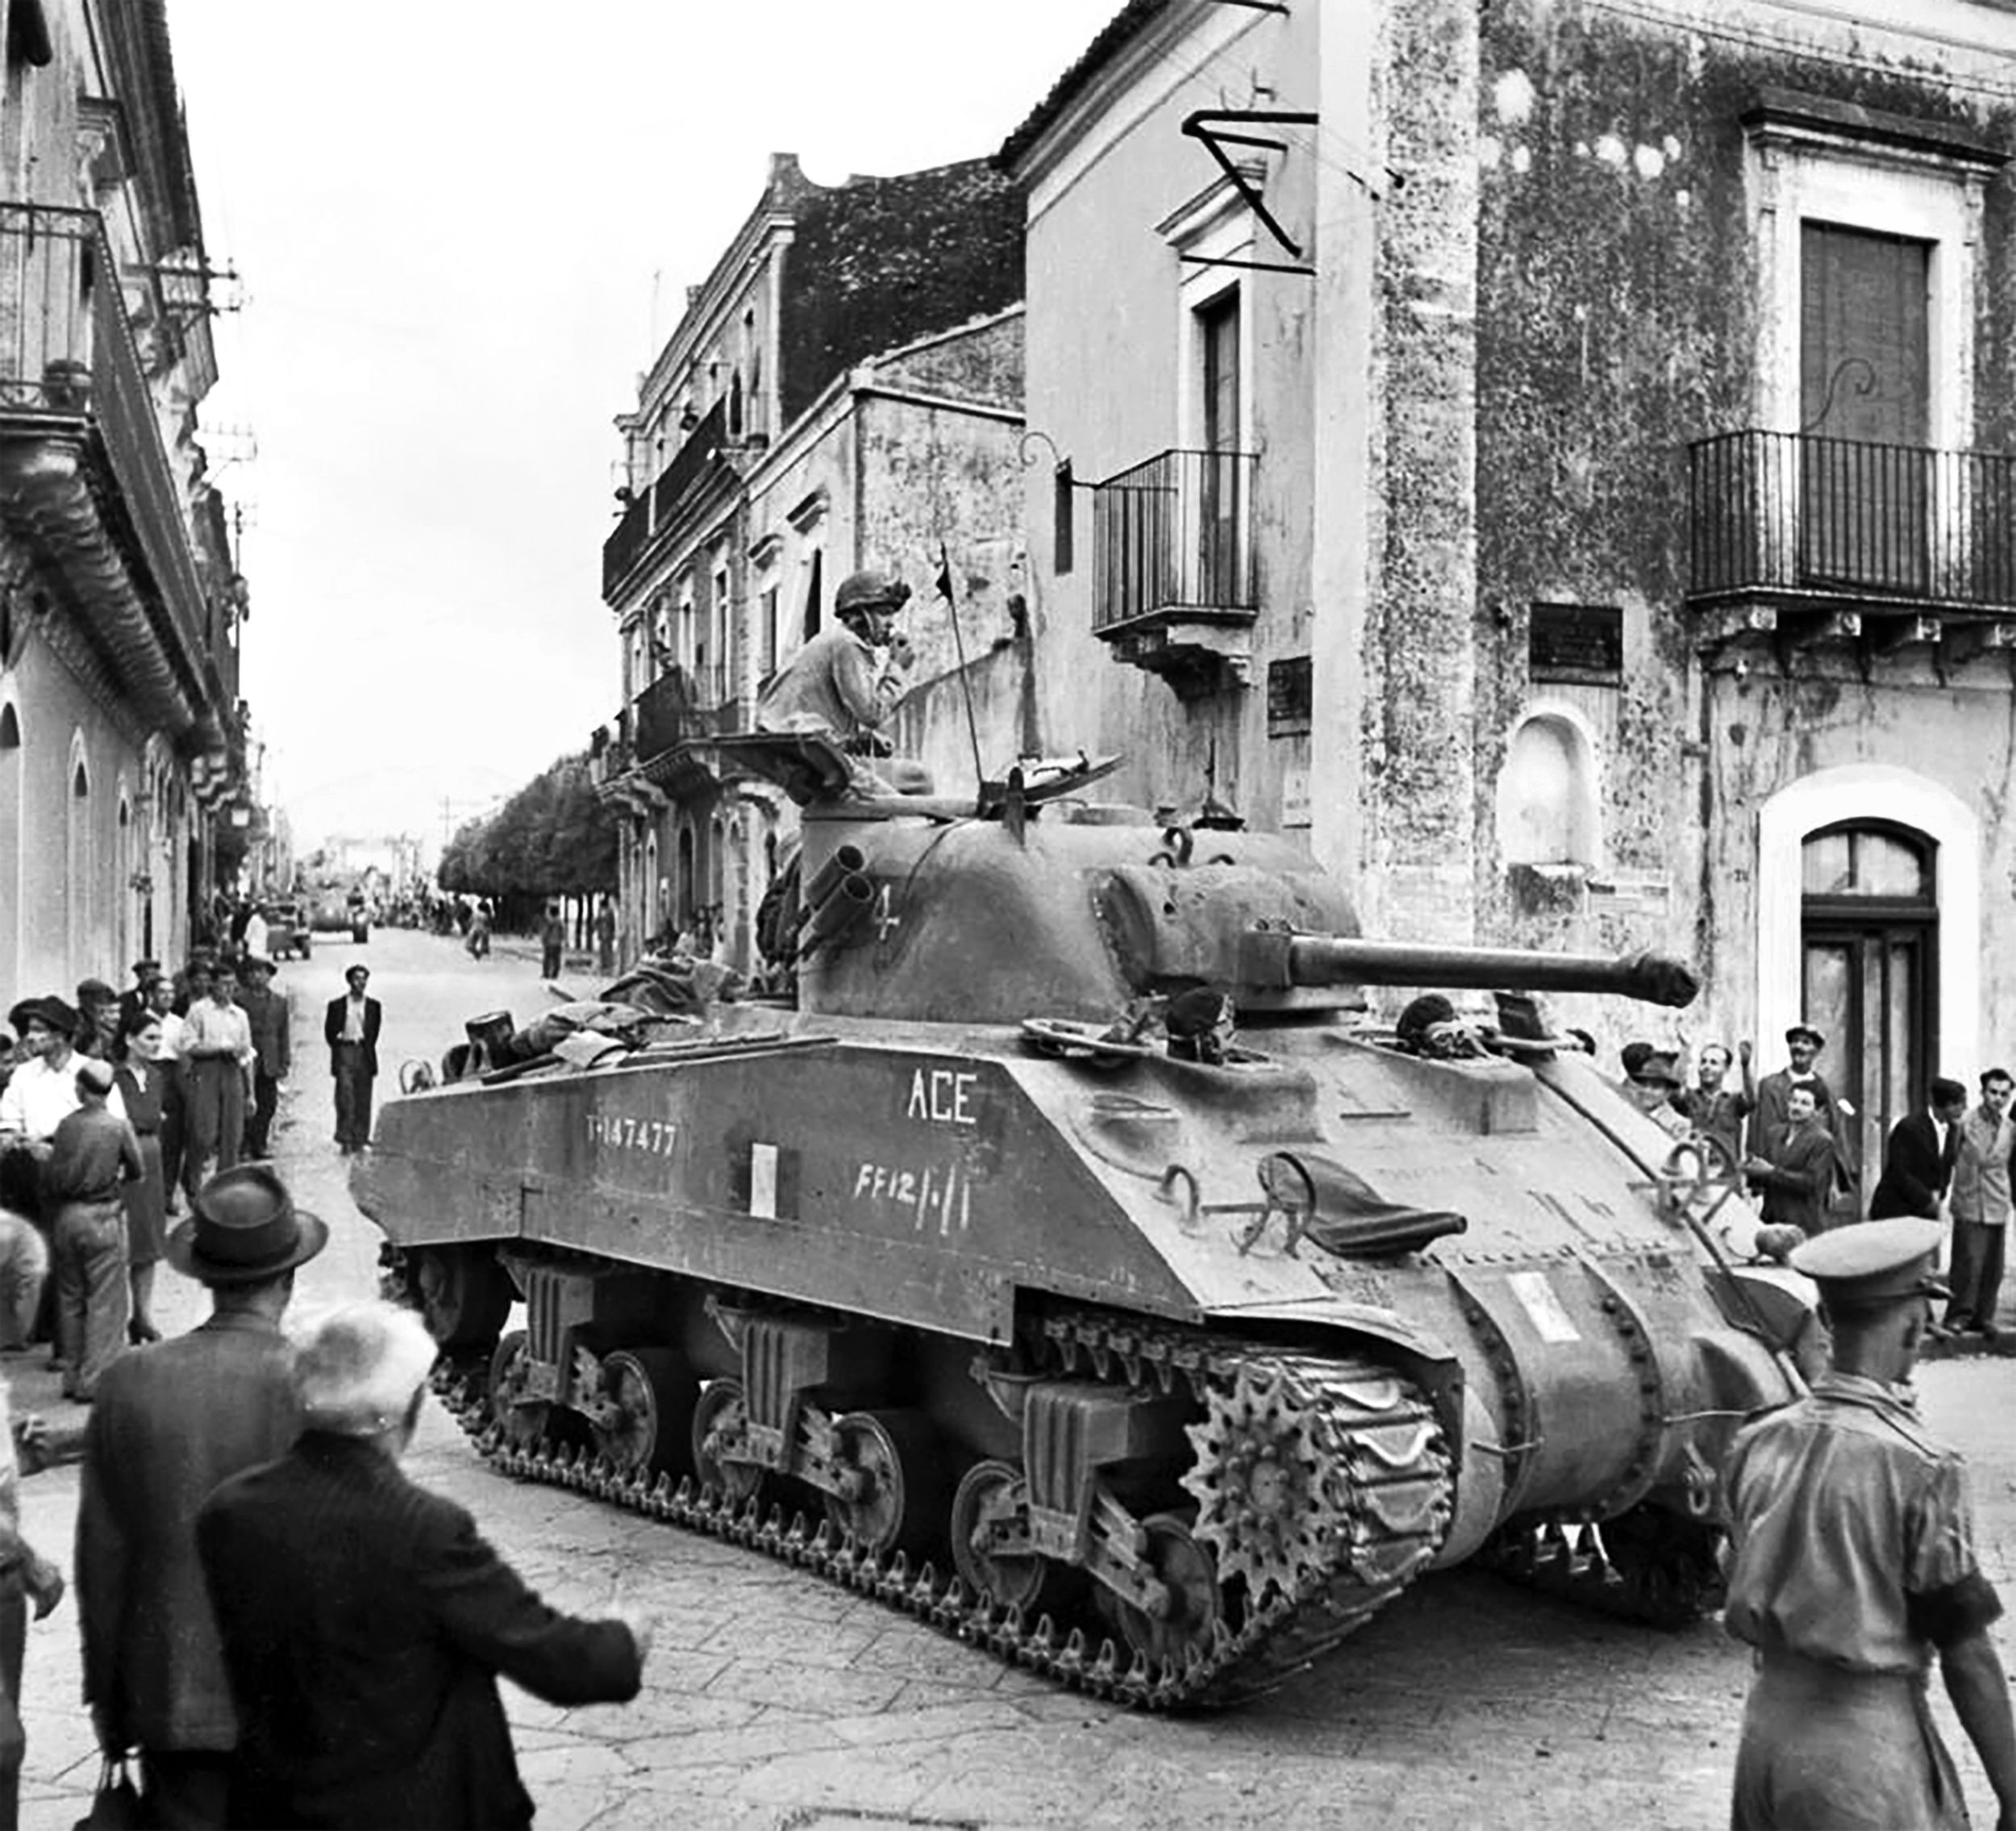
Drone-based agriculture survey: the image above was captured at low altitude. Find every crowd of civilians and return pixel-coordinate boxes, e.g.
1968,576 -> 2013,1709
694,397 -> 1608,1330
1617,1020 -> 2009,1338
0,953 -> 291,1404
0,940 -> 648,1828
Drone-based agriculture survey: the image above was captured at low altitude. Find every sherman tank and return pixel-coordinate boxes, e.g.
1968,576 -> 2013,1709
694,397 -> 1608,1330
356,734 -> 1810,1710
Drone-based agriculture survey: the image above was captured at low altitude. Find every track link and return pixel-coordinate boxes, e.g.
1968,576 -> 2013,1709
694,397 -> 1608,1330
435,1308 -> 1452,1710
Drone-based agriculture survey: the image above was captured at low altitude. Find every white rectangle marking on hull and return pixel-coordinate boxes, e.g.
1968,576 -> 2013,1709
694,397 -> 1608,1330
1506,1270 -> 1582,1343
750,1142 -> 779,1219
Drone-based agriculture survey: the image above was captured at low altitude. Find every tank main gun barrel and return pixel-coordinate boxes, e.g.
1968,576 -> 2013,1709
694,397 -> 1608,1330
1238,932 -> 1700,1008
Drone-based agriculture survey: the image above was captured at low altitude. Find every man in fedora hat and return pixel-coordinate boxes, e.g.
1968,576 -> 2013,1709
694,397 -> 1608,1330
198,1301 -> 647,1830
1722,1217 -> 2016,1829
77,1163 -> 327,1829
234,957 -> 289,1162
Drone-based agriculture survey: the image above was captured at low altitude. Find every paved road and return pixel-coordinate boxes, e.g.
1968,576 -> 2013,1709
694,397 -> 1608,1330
13,928 -> 2016,1828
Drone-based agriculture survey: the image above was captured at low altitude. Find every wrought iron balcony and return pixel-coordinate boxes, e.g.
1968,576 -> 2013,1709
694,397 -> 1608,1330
630,663 -> 740,772
1688,430 -> 2016,644
602,398 -> 732,600
0,199 -> 215,736
1091,448 -> 1258,690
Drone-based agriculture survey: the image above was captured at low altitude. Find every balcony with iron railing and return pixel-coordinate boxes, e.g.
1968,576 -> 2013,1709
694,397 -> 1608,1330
602,399 -> 734,600
1687,430 -> 2016,649
630,662 -> 743,774
1091,448 -> 1258,690
0,199 -> 215,732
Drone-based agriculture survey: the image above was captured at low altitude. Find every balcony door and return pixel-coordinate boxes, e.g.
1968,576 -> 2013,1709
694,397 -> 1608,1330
1197,290 -> 1241,605
1799,221 -> 1931,594
1801,820 -> 1938,1203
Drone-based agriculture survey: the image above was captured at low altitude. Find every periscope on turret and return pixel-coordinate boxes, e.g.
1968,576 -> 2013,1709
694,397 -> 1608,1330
353,732 -> 1811,1710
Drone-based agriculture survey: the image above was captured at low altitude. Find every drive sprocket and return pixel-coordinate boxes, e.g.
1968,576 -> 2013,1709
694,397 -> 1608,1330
1180,1360 -> 1355,1600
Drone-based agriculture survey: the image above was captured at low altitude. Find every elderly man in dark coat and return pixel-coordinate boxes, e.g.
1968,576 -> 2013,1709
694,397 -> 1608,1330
77,1165 -> 327,1829
198,1301 -> 647,1829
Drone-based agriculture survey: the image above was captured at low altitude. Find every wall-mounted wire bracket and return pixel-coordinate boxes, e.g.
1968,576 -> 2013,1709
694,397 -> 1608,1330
1181,109 -> 1318,263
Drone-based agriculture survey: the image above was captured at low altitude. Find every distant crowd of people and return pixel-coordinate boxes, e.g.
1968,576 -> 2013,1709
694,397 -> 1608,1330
0,956 -> 289,1403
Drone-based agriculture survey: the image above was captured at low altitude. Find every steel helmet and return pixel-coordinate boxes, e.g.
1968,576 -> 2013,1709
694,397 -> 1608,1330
834,569 -> 911,622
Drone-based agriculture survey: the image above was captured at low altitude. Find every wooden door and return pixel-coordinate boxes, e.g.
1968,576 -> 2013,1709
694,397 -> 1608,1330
1801,823 -> 1938,1203
1198,291 -> 1241,604
1799,222 -> 1931,593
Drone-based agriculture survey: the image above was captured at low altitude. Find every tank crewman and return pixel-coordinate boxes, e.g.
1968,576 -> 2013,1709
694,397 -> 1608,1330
1722,1217 -> 2016,1831
755,569 -> 914,796
1164,988 -> 1239,1065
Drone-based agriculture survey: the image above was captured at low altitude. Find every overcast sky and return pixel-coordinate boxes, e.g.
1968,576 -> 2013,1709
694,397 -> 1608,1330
166,1 -> 1101,861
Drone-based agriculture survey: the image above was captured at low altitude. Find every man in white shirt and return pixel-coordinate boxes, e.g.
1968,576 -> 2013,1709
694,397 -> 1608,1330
0,999 -> 126,1148
241,904 -> 270,965
179,966 -> 253,1191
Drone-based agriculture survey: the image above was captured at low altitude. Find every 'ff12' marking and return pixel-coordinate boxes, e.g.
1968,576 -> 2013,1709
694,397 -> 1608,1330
852,1159 -> 975,1236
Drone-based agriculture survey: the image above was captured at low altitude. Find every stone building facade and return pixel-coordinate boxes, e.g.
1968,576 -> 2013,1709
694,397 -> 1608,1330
0,0 -> 252,1004
1002,0 -> 2016,1191
594,155 -> 1025,969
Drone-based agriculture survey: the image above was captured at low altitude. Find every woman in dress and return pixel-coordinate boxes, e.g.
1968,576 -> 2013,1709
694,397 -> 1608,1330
113,1007 -> 169,1344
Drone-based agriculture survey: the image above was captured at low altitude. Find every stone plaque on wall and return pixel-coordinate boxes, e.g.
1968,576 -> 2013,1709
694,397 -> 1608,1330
1529,603 -> 1623,684
1267,656 -> 1312,735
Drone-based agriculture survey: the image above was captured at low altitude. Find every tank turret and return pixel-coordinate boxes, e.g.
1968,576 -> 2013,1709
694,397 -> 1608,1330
358,733 -> 1810,1712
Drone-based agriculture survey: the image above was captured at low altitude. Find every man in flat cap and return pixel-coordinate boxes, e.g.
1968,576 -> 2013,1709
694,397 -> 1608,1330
78,1163 -> 327,1829
1722,1217 -> 2016,1830
1752,1023 -> 1853,1216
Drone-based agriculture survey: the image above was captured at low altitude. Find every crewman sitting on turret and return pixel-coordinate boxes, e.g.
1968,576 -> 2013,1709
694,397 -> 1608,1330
756,569 -> 915,798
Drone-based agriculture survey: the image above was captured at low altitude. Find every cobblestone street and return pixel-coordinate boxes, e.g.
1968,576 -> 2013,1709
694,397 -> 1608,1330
9,930 -> 2014,1829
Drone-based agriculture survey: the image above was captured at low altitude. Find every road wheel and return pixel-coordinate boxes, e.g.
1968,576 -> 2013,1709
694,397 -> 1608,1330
488,1330 -> 548,1449
412,1245 -> 513,1353
593,1348 -> 698,1479
691,1378 -> 764,1507
949,1458 -> 1075,1614
1098,1512 -> 1222,1668
823,1408 -> 947,1558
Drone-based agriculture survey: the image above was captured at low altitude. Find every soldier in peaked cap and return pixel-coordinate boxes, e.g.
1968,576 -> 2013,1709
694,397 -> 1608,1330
1722,1217 -> 2016,1830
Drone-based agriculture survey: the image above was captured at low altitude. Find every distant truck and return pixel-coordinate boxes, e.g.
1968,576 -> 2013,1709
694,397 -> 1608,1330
310,885 -> 371,944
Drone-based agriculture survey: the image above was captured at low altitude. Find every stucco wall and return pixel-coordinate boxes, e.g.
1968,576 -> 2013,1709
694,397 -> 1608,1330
0,628 -> 181,1005
1472,0 -> 2016,1057
1018,1 -> 1316,829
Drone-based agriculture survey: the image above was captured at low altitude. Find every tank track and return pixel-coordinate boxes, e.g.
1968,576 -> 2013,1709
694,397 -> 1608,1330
433,1307 -> 1452,1711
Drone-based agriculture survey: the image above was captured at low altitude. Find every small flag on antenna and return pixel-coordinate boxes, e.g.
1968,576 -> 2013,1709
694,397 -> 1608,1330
934,543 -> 955,606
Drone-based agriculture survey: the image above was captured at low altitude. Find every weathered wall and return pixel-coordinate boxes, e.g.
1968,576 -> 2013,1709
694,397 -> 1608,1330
1472,0 -> 2016,1059
1360,0 -> 1482,946
1018,0 -> 1316,830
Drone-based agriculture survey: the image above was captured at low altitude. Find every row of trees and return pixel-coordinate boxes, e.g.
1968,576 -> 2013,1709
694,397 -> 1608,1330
436,753 -> 617,928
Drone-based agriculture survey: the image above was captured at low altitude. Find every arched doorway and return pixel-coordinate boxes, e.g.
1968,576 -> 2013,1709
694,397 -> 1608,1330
66,743 -> 90,982
1801,820 -> 1937,1197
